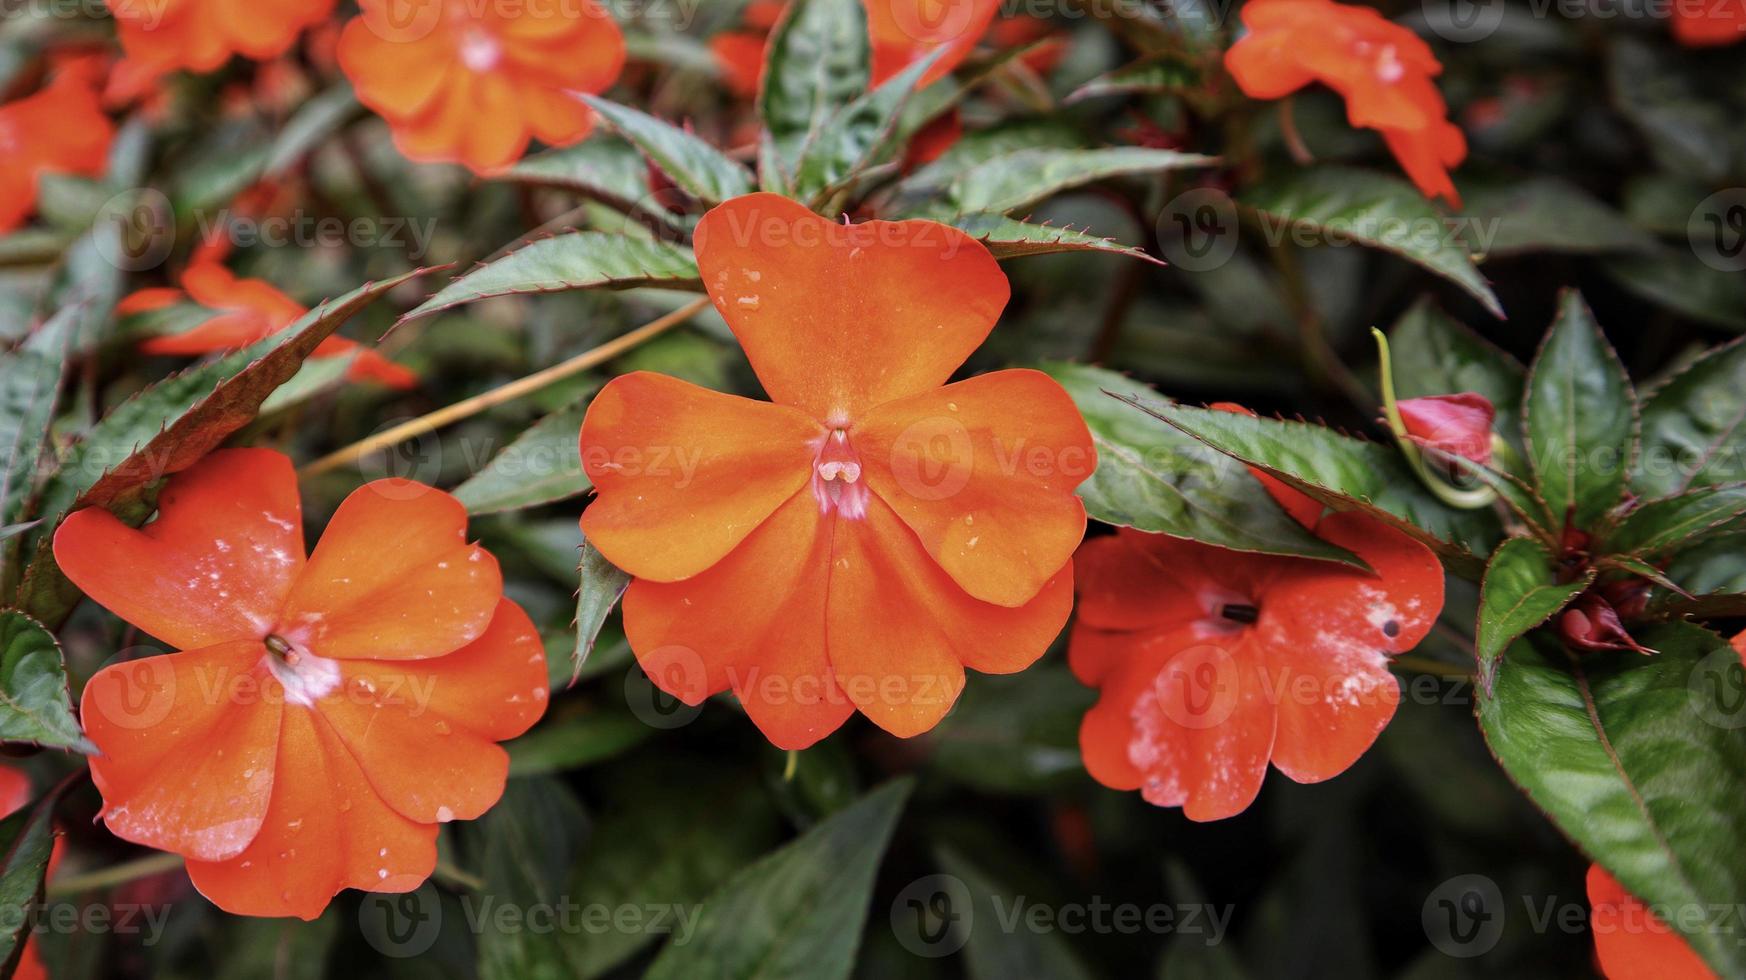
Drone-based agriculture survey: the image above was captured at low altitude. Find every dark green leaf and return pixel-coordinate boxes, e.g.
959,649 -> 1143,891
560,758 -> 783,978
1600,484 -> 1746,558
506,706 -> 653,777
1117,395 -> 1494,572
1457,176 -> 1654,257
573,535 -> 630,686
1474,537 -> 1591,689
945,147 -> 1217,217
759,0 -> 871,174
1478,624 -> 1746,977
1523,290 -> 1637,529
404,234 -> 700,321
0,309 -> 71,531
580,95 -> 754,204
0,782 -> 59,975
0,611 -> 90,752
644,779 -> 913,980
953,215 -> 1157,263
474,777 -> 588,980
793,48 -> 941,201
498,135 -> 658,211
1603,248 -> 1746,332
454,388 -> 598,514
937,848 -> 1096,980
1242,167 -> 1504,319
17,270 -> 426,627
1043,364 -> 1360,566
929,664 -> 1094,795
1065,54 -> 1204,104
1636,336 -> 1746,498
262,84 -> 361,177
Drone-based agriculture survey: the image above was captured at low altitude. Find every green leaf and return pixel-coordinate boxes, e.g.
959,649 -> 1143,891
262,84 -> 360,177
0,781 -> 59,975
404,234 -> 700,321
497,135 -> 658,211
1242,167 -> 1504,319
559,758 -> 783,978
937,848 -> 1096,980
1117,395 -> 1494,572
1600,484 -> 1746,558
1478,624 -> 1746,977
929,663 -> 1095,795
505,705 -> 653,777
644,779 -> 913,980
944,147 -> 1218,217
1457,176 -> 1654,257
1523,290 -> 1637,529
1042,363 -> 1362,566
793,48 -> 940,202
0,611 -> 90,752
454,389 -> 598,514
573,535 -> 630,686
579,95 -> 754,204
1662,532 -> 1746,604
1636,337 -> 1746,498
759,0 -> 871,174
1065,54 -> 1204,104
1603,248 -> 1746,332
0,309 -> 71,532
953,215 -> 1158,263
17,270 -> 426,628
1474,537 -> 1591,690
473,777 -> 589,980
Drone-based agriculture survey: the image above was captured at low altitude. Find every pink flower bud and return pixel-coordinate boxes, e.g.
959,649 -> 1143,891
1559,593 -> 1655,656
1396,393 -> 1496,465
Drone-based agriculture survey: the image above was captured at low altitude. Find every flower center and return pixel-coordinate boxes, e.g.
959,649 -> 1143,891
458,28 -> 502,72
264,633 -> 342,707
1219,603 -> 1260,625
812,429 -> 869,520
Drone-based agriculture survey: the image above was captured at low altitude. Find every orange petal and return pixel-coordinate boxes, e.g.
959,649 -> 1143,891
0,766 -> 31,819
1111,633 -> 1277,821
855,369 -> 1091,607
1587,864 -> 1718,980
824,494 -> 1072,737
866,0 -> 1002,85
138,310 -> 271,355
1222,26 -> 1317,100
340,347 -> 420,389
186,707 -> 437,919
278,482 -> 501,661
53,448 -> 305,651
621,491 -> 853,750
315,672 -> 511,825
340,598 -> 549,744
1255,512 -> 1442,783
711,31 -> 767,99
82,642 -> 282,861
116,286 -> 185,315
579,371 -> 822,582
335,17 -> 450,119
692,192 -> 1010,422
1075,528 -> 1280,633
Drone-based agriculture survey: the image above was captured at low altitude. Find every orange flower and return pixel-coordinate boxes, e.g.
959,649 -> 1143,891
107,0 -> 338,79
338,0 -> 626,173
1224,0 -> 1467,204
122,239 -> 417,390
1070,472 -> 1443,820
711,0 -> 786,99
1587,865 -> 1716,979
56,449 -> 547,919
0,66 -> 113,234
1671,0 -> 1745,45
579,193 -> 1093,749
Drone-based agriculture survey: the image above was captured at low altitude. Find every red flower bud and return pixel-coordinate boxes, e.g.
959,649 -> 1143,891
1396,393 -> 1496,465
1559,593 -> 1655,656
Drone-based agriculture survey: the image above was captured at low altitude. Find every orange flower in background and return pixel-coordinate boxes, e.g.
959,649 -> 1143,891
107,0 -> 338,80
1671,0 -> 1745,45
1070,470 -> 1443,821
338,0 -> 626,173
580,192 -> 1093,750
1224,0 -> 1467,205
0,767 -> 50,980
712,0 -> 786,98
1587,865 -> 1716,979
56,449 -> 547,919
121,238 -> 417,389
0,64 -> 113,234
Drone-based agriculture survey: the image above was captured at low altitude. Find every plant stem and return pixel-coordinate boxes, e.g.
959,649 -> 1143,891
299,296 -> 711,479
48,852 -> 184,898
434,859 -> 486,892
